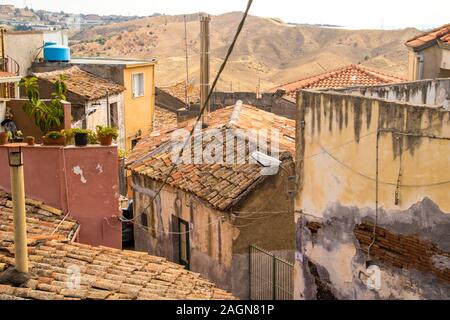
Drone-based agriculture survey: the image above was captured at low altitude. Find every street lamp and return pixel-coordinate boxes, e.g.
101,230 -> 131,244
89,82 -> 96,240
7,146 -> 23,167
7,145 -> 28,273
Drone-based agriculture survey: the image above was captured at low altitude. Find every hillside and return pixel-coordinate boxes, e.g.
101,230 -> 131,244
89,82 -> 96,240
70,12 -> 419,91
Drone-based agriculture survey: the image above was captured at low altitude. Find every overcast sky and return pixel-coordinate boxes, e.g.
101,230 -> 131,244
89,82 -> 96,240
6,0 -> 449,30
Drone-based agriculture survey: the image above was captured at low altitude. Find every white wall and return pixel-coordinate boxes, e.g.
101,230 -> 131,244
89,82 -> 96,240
85,93 -> 125,149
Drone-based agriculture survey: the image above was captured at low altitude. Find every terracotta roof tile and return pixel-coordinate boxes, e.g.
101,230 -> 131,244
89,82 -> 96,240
405,23 -> 450,49
272,64 -> 406,97
0,190 -> 235,300
33,66 -> 125,101
159,82 -> 200,104
0,71 -> 16,78
0,191 -> 79,248
153,106 -> 178,131
127,105 -> 295,211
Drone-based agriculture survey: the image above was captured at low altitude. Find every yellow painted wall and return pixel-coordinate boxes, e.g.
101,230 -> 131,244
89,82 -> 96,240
296,92 -> 450,216
123,64 -> 155,151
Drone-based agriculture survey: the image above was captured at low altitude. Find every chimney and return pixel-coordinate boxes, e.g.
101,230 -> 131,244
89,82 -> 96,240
200,14 -> 211,123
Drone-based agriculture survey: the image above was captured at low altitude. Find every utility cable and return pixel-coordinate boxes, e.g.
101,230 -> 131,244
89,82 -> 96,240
125,0 -> 254,225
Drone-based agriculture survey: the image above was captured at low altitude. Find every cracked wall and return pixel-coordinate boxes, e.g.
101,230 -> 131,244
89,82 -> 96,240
294,90 -> 450,300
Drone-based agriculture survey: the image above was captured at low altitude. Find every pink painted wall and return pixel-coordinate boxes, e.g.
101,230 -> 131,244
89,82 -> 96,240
0,145 -> 121,249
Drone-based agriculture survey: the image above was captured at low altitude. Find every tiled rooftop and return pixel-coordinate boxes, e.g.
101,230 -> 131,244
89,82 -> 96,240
159,82 -> 200,104
272,64 -> 406,97
127,104 -> 295,211
405,23 -> 450,49
0,191 -> 235,300
153,106 -> 178,131
33,66 -> 125,101
0,191 -> 79,248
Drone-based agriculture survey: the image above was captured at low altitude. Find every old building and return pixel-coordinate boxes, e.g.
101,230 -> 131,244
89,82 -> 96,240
127,103 -> 296,299
33,66 -> 126,148
0,191 -> 235,300
294,81 -> 450,299
405,23 -> 450,81
272,64 -> 406,98
1,29 -> 68,77
71,57 -> 157,151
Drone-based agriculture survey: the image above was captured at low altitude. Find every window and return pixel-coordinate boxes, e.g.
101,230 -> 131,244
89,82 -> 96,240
109,102 -> 118,128
132,73 -> 144,98
173,217 -> 190,269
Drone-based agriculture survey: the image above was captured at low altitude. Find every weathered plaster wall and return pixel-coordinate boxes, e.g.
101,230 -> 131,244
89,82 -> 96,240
337,78 -> 450,108
132,175 -> 234,294
0,145 -> 121,249
408,46 -> 450,81
295,90 -> 450,300
132,157 -> 296,299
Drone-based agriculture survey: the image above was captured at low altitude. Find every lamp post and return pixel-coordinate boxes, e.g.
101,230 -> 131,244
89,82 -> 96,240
7,145 -> 28,273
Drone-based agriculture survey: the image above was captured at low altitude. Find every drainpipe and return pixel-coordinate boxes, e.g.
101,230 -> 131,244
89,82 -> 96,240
416,53 -> 424,80
8,147 -> 29,273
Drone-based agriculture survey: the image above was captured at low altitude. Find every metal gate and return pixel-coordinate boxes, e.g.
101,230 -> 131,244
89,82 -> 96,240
249,245 -> 294,300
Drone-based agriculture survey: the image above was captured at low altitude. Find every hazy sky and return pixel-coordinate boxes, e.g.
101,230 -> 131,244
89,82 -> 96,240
6,0 -> 449,29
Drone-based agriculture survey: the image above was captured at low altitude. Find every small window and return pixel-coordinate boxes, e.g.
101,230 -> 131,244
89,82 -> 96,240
132,73 -> 144,98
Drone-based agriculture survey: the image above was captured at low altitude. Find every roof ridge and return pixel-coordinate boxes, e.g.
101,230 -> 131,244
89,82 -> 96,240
272,64 -> 405,93
406,23 -> 450,45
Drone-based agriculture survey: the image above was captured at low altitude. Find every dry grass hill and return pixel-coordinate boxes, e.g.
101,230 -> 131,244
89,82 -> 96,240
70,12 -> 420,91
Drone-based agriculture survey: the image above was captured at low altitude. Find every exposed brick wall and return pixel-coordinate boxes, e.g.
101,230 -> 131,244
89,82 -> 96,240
354,223 -> 450,284
307,222 -> 323,236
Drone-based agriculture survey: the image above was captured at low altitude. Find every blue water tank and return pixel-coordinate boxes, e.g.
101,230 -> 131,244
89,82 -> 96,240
43,43 -> 71,62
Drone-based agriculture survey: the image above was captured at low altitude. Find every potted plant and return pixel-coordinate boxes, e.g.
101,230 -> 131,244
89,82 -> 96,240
20,75 -> 66,135
96,125 -> 118,146
13,130 -> 24,143
25,136 -> 35,146
42,131 -> 65,146
73,128 -> 89,147
0,131 -> 8,145
61,129 -> 74,145
88,130 -> 98,145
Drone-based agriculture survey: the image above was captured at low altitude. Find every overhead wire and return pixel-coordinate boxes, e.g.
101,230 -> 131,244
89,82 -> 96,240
124,0 -> 254,230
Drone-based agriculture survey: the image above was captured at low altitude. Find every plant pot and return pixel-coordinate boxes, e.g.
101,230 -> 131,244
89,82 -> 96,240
99,135 -> 113,146
25,137 -> 35,146
74,132 -> 88,147
42,136 -> 66,146
13,137 -> 24,143
0,132 -> 8,145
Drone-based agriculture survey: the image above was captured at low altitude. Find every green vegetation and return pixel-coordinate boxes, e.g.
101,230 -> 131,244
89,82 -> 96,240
45,131 -> 64,139
19,75 -> 67,134
96,125 -> 118,140
88,130 -> 98,144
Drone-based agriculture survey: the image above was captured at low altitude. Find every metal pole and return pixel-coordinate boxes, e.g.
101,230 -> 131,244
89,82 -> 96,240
184,15 -> 190,108
10,157 -> 29,273
200,14 -> 211,120
1,28 -> 5,70
272,254 -> 276,300
106,90 -> 110,127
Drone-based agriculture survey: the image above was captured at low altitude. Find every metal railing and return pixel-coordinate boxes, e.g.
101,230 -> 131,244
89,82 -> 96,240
0,56 -> 20,75
249,245 -> 294,300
